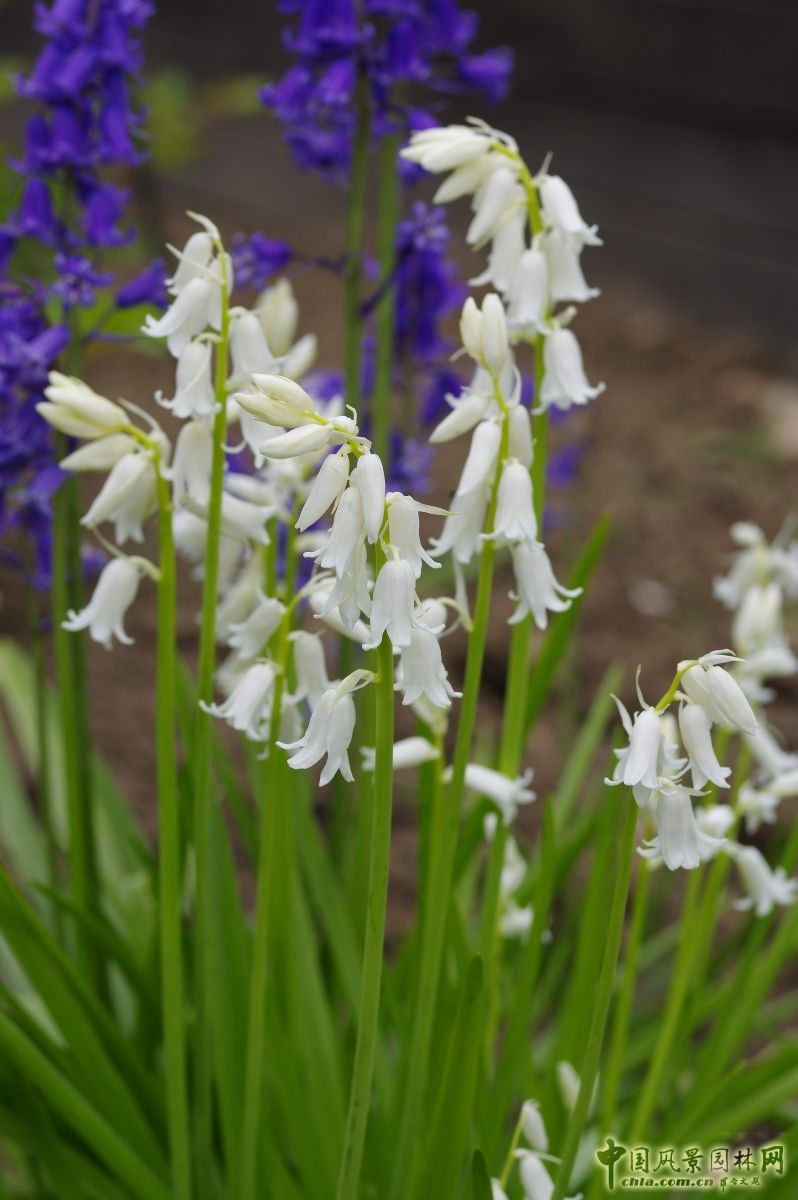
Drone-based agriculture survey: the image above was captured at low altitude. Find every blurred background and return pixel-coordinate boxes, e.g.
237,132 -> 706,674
1,0 -> 797,860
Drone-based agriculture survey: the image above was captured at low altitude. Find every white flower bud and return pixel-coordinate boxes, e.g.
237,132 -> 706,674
62,557 -> 142,649
401,125 -> 492,173
170,230 -> 214,292
459,296 -> 484,362
521,1100 -> 548,1153
240,373 -> 317,428
259,423 -> 335,460
361,736 -> 440,772
59,433 -> 137,473
229,311 -> 274,383
481,293 -> 509,375
508,405 -> 533,469
678,702 -> 731,790
39,372 -> 127,440
256,279 -> 298,356
681,664 -> 758,736
467,167 -> 522,247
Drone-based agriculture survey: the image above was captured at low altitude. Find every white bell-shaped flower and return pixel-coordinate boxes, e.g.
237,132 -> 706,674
39,373 -> 128,440
737,784 -> 780,834
620,708 -> 663,790
508,405 -> 534,469
360,736 -> 440,772
386,493 -> 440,577
456,420 -> 502,496
639,781 -> 725,871
169,230 -> 214,292
160,340 -> 217,420
397,625 -> 459,710
509,541 -> 582,629
429,388 -> 490,445
429,485 -> 489,565
350,452 -> 386,544
310,485 -> 366,577
470,205 -> 527,293
696,804 -> 736,841
401,123 -> 495,174
315,541 -> 372,632
364,558 -> 424,650
543,228 -> 599,303
143,276 -> 219,357
171,420 -> 212,507
516,1151 -> 555,1200
744,725 -> 798,780
227,595 -> 284,660
484,460 -> 537,545
462,763 -> 535,825
506,248 -> 549,336
290,631 -> 330,708
296,452 -> 350,531
214,557 -> 262,639
678,702 -> 731,789
538,173 -> 601,247
730,845 -> 797,917
540,327 -> 604,412
62,557 -> 142,649
467,167 -> 524,247
81,452 -> 157,544
279,683 -> 358,785
218,492 -> 272,546
521,1100 -> 548,1154
308,578 -> 371,645
201,661 -> 276,741
229,310 -> 274,385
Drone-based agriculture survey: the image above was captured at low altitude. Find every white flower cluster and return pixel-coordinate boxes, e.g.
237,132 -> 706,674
613,525 -> 798,914
402,118 -> 604,412
491,1097 -> 580,1200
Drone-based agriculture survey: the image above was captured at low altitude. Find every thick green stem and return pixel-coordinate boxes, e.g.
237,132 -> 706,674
550,794 -> 638,1200
191,272 -> 231,1191
372,134 -> 399,464
155,470 -> 192,1200
337,630 -> 395,1200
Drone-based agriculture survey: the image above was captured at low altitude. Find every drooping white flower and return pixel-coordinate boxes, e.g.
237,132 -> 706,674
744,725 -> 798,780
538,173 -> 601,247
456,419 -> 503,496
386,493 -> 440,577
314,541 -> 372,632
737,784 -> 780,834
506,248 -> 549,336
397,623 -> 459,710
364,558 -> 428,650
508,541 -> 582,629
215,492 -> 271,546
360,736 -> 440,773
521,1101 -> 549,1154
678,702 -> 731,790
171,420 -> 212,507
462,763 -> 535,825
279,682 -> 358,785
639,781 -> 725,871
59,433 -> 138,473
39,373 -> 128,439
81,452 -> 157,544
467,167 -> 525,247
308,578 -> 370,644
160,340 -> 217,420
556,1060 -> 582,1113
428,387 -> 491,445
350,452 -> 386,543
62,557 -> 142,649
680,662 -> 758,736
310,485 -> 366,577
516,1151 -> 555,1200
169,230 -> 214,292
729,845 -> 798,917
732,582 -> 783,653
214,555 -> 262,639
508,404 -> 534,469
429,484 -> 489,565
540,327 -> 604,412
459,294 -> 510,375
143,276 -> 220,357
227,595 -> 284,660
543,228 -> 599,303
229,310 -> 274,384
714,522 -> 798,609
202,661 -> 276,741
296,452 -> 350,531
484,459 -> 537,545
289,631 -> 330,708
256,278 -> 298,356
695,804 -> 736,841
470,205 -> 527,293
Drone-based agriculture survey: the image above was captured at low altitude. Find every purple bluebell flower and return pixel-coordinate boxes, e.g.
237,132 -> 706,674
230,233 -> 294,294
116,257 -> 169,309
1,0 -> 155,586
